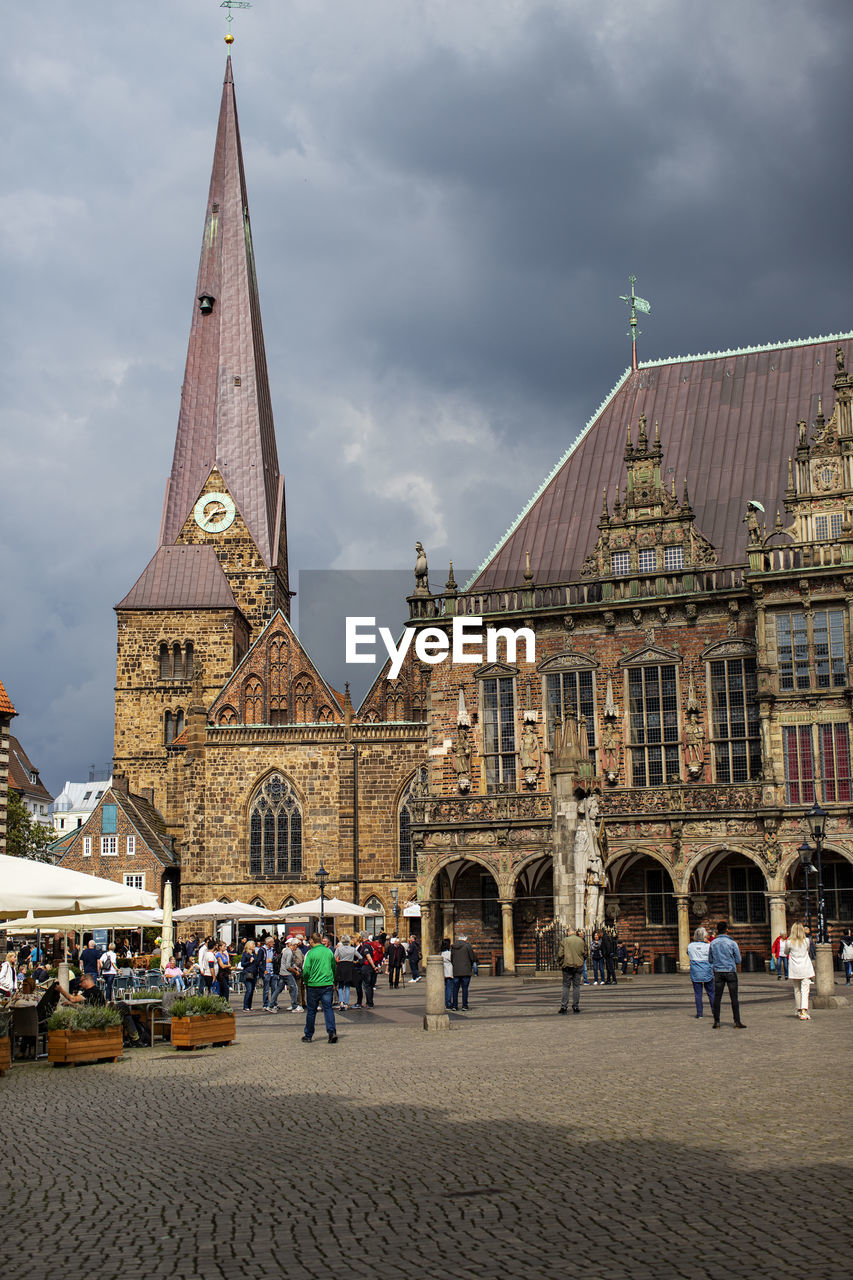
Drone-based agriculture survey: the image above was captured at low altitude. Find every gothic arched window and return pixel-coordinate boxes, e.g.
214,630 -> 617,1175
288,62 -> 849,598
269,637 -> 288,725
293,675 -> 314,723
386,684 -> 407,720
218,706 -> 238,725
159,643 -> 170,680
248,773 -> 303,877
244,677 -> 264,724
399,765 -> 427,875
363,894 -> 385,937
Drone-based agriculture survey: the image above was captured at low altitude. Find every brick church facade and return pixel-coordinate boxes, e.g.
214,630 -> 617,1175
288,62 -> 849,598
102,59 -> 852,968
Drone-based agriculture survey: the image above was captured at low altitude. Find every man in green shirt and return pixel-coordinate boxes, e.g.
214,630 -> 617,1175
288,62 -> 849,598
301,934 -> 338,1043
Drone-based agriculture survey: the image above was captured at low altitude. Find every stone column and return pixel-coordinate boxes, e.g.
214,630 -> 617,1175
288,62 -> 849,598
420,902 -> 433,957
675,896 -> 691,972
441,901 -> 455,944
552,793 -> 579,927
423,953 -> 450,1032
768,895 -> 787,956
500,901 -> 515,975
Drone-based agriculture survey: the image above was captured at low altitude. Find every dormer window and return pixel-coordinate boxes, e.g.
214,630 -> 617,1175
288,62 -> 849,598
814,513 -> 843,541
664,546 -> 684,571
611,551 -> 630,576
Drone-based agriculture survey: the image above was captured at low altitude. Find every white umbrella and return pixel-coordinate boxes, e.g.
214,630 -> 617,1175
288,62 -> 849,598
276,897 -> 370,918
171,899 -> 234,920
224,900 -> 280,920
0,853 -> 158,918
0,909 -> 163,930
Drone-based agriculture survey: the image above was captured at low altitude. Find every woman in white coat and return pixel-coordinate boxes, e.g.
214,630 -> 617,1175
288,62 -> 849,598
787,921 -> 815,1020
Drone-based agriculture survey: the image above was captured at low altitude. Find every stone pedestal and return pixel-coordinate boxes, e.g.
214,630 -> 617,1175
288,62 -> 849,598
552,795 -> 578,926
420,902 -> 433,957
500,901 -> 515,975
812,941 -> 849,1009
423,954 -> 450,1032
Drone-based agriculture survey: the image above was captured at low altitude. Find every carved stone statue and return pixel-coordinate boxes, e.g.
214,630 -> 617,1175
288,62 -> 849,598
573,792 -> 605,929
520,722 -> 541,786
600,720 -> 620,782
683,710 -> 705,777
837,345 -> 846,374
452,724 -> 471,793
744,504 -> 762,546
414,541 -> 430,594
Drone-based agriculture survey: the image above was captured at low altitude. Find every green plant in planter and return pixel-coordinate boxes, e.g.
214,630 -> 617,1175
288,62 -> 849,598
47,1005 -> 123,1031
127,987 -> 164,1002
169,994 -> 231,1019
147,957 -> 162,971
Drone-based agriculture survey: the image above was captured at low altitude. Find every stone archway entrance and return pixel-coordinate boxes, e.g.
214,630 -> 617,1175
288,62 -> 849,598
606,851 -> 679,970
687,848 -> 771,968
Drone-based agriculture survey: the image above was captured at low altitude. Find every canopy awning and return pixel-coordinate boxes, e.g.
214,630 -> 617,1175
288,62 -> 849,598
0,854 -> 159,918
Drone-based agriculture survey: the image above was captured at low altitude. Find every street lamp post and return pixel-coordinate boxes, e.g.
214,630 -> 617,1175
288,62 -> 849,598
798,840 -> 817,935
390,886 -> 400,938
806,801 -> 828,943
315,862 -> 329,938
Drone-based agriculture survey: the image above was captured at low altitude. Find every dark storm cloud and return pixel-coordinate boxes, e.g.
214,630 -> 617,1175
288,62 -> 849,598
3,1 -> 852,793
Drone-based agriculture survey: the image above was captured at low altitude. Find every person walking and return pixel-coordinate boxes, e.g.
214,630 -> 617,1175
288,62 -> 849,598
301,933 -> 338,1043
334,934 -> 358,1010
386,937 -> 406,989
687,927 -> 715,1018
787,921 -> 816,1020
213,939 -> 231,1001
98,943 -> 118,1002
839,928 -> 853,985
772,931 -> 789,981
557,929 -> 589,1014
240,940 -> 259,1012
357,935 -> 378,1008
601,930 -> 618,985
709,921 -> 746,1029
407,934 -> 422,983
590,931 -> 606,985
440,938 -> 454,1009
450,934 -> 475,1010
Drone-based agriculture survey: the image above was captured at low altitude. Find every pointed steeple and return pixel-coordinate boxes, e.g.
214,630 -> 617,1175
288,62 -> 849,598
160,58 -> 287,587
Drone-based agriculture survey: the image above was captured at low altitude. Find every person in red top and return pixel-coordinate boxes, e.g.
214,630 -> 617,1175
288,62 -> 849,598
772,932 -> 789,980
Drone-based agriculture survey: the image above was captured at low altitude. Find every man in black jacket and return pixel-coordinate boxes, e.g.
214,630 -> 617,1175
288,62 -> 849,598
450,935 -> 475,1010
600,930 -> 618,985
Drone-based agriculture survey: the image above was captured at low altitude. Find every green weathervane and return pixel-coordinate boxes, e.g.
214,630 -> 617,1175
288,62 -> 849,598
619,275 -> 651,371
221,0 -> 252,45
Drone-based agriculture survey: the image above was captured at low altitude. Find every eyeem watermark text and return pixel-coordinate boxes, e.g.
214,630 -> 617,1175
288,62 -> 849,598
346,616 -> 536,680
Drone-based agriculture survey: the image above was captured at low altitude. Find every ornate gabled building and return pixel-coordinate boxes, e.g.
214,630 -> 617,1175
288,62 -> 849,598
107,60 -> 427,928
407,336 -> 853,971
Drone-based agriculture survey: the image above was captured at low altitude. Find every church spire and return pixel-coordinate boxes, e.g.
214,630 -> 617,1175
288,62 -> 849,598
160,57 -> 287,586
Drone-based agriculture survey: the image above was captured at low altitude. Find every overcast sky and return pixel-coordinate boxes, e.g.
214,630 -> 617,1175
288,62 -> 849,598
3,0 -> 853,795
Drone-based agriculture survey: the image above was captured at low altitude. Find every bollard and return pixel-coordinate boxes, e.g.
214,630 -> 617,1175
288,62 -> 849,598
812,942 -> 848,1009
58,960 -> 70,992
423,954 -> 450,1032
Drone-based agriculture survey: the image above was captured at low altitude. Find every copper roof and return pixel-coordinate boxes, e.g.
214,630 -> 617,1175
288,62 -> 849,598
159,57 -> 285,571
0,678 -> 16,718
473,334 -> 853,588
116,545 -> 238,610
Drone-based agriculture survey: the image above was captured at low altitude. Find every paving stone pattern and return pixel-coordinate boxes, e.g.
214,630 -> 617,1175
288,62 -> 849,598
4,974 -> 851,1280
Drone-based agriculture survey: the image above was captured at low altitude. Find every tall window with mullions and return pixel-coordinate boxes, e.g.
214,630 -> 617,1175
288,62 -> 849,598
248,773 -> 303,876
482,676 -> 516,790
710,657 -> 761,782
545,669 -> 596,765
628,665 -> 680,786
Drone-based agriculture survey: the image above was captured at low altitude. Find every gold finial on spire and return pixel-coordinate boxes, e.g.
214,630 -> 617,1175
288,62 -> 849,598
221,0 -> 251,44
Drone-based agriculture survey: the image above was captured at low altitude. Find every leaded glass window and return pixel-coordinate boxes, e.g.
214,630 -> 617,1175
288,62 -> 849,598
729,865 -> 767,923
710,657 -> 761,782
545,669 -> 596,767
482,677 -> 516,791
645,867 -> 676,925
628,665 -> 679,787
248,774 -> 302,876
819,723 -> 852,803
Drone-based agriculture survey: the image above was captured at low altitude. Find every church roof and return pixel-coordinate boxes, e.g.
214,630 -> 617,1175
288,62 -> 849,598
0,678 -> 16,718
116,545 -> 238,611
159,57 -> 285,571
471,332 -> 853,588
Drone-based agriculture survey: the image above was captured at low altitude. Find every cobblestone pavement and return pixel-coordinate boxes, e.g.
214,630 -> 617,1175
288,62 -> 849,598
4,973 -> 851,1280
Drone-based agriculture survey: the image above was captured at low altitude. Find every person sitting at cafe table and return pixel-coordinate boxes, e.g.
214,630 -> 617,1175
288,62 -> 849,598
58,974 -> 150,1047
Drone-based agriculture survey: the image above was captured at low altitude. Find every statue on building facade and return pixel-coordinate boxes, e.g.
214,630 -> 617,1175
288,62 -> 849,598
452,723 -> 471,793
683,709 -> 705,777
414,541 -> 430,594
573,791 -> 605,930
520,720 -> 541,786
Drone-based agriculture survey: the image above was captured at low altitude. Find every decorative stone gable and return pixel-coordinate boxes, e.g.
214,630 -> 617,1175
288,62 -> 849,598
209,611 -> 344,726
580,415 -> 718,580
782,348 -> 853,548
357,651 -> 429,724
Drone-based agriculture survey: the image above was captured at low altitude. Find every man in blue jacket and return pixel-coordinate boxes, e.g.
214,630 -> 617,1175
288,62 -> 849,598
709,921 -> 746,1030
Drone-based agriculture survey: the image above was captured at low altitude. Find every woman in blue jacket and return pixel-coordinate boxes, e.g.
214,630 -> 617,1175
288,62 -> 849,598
687,927 -> 715,1018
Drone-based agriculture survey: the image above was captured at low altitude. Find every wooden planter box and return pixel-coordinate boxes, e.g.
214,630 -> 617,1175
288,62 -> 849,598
0,1035 -> 11,1076
48,1027 -> 123,1066
171,1013 -> 236,1051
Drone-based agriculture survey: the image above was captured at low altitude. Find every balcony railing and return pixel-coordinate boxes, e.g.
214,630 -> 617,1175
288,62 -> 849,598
410,792 -> 552,827
408,566 -> 746,620
748,539 -> 853,574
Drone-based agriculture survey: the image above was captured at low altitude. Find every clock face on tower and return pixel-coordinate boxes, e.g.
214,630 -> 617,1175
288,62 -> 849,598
193,491 -> 236,533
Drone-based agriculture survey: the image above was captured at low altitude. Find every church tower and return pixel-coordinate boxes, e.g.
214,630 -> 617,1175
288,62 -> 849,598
114,58 -> 289,806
